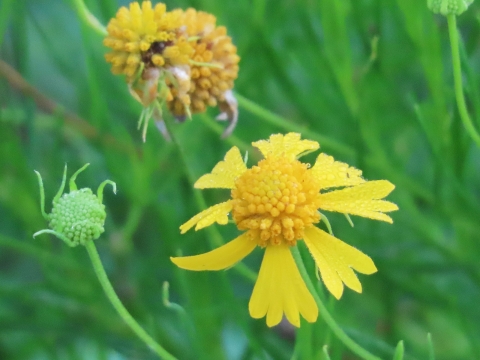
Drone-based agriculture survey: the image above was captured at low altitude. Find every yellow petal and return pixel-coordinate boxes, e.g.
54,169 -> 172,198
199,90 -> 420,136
266,297 -> 283,328
304,227 -> 377,299
252,133 -> 319,161
303,231 -> 344,299
310,153 -> 365,190
329,235 -> 377,275
194,147 -> 247,189
180,201 -> 233,234
171,232 -> 256,271
317,180 -> 398,223
283,291 -> 300,329
308,233 -> 361,293
249,244 -> 318,327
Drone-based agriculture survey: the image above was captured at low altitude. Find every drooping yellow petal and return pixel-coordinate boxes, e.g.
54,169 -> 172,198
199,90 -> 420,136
180,201 -> 233,234
171,232 -> 256,270
317,180 -> 398,223
249,244 -> 318,327
252,133 -> 319,161
194,147 -> 247,189
310,153 -> 365,190
304,227 -> 377,299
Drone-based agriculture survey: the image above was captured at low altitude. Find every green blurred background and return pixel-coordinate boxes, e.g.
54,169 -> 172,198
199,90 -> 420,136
1,0 -> 480,359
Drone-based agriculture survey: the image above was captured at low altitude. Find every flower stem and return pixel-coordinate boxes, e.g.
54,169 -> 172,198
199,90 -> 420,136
447,14 -> 480,147
72,0 -> 107,37
291,246 -> 381,360
85,241 -> 177,360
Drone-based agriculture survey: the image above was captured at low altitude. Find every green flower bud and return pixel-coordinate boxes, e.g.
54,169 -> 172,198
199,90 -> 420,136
49,188 -> 106,245
34,164 -> 116,247
428,0 -> 474,16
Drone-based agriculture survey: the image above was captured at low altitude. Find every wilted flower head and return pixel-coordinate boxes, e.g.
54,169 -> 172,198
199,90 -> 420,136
103,1 -> 240,140
171,133 -> 398,327
167,8 -> 240,137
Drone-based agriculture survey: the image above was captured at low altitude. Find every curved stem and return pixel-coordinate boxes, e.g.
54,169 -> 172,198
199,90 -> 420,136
162,281 -> 196,345
72,0 -> 107,37
85,241 -> 177,360
291,246 -> 381,360
447,14 -> 480,147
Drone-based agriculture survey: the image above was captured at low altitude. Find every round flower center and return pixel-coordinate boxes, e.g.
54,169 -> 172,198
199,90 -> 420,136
231,157 -> 321,247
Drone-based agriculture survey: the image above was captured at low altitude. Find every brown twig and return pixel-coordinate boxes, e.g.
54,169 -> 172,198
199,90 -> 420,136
0,59 -> 135,154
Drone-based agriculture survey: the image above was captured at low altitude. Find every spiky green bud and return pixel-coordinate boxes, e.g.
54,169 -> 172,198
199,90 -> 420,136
49,188 -> 106,246
428,0 -> 474,16
34,164 -> 116,247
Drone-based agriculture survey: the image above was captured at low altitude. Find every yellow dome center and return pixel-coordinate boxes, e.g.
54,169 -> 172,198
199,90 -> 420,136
232,157 -> 321,247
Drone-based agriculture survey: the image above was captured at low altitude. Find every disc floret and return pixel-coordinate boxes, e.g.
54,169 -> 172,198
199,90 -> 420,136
33,164 -> 116,247
103,1 -> 190,80
232,157 -> 321,247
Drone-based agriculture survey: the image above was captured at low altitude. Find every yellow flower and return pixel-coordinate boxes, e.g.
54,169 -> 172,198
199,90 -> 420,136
167,8 -> 240,136
171,133 -> 398,327
104,1 -> 192,82
103,3 -> 241,140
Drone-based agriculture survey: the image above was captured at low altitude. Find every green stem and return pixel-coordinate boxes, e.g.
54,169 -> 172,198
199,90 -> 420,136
72,0 -> 107,37
447,14 -> 480,147
291,246 -> 381,360
85,241 -> 177,360
292,321 -> 313,360
162,281 -> 196,347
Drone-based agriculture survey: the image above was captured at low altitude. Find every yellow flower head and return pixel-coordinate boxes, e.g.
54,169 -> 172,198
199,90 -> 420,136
171,133 -> 398,327
167,8 -> 240,136
103,3 -> 240,140
103,1 -> 193,81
